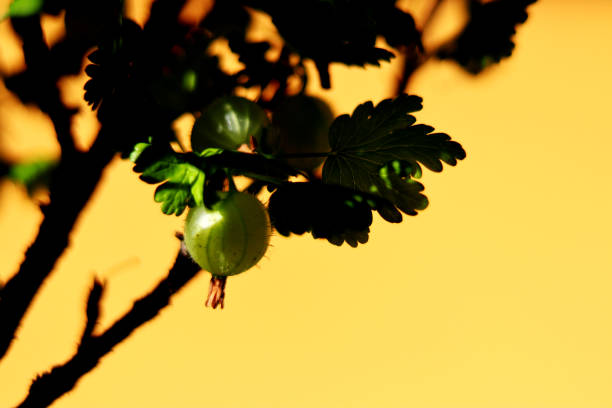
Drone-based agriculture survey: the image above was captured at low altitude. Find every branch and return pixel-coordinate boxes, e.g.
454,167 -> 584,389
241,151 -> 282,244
394,0 -> 446,96
81,279 -> 104,341
0,0 -> 197,364
0,20 -> 102,358
9,16 -> 78,156
15,246 -> 201,408
0,4 -> 131,361
0,132 -> 115,361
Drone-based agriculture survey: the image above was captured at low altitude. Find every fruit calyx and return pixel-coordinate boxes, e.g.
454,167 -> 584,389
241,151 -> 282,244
205,275 -> 227,309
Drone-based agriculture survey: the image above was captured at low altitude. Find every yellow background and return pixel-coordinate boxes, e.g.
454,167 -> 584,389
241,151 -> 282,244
1,0 -> 612,407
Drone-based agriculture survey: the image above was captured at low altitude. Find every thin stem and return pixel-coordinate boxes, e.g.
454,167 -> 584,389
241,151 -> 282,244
422,0 -> 445,33
394,0 -> 446,96
243,179 -> 267,195
274,152 -> 333,159
227,173 -> 238,192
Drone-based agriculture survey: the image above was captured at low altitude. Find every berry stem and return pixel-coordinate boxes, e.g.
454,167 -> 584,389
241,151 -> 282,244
205,275 -> 227,309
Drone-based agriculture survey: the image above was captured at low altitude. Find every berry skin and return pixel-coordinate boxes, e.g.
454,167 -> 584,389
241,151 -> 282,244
259,94 -> 334,171
191,96 -> 268,153
183,191 -> 271,277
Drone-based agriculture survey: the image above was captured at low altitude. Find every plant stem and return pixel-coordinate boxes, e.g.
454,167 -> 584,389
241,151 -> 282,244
275,152 -> 333,159
227,173 -> 238,192
394,0 -> 447,96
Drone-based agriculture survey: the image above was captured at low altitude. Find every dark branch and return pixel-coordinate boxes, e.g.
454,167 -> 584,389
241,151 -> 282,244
16,247 -> 201,408
81,279 -> 104,342
394,0 -> 446,96
0,3 -> 131,361
394,44 -> 423,96
0,133 -> 115,361
9,16 -> 78,157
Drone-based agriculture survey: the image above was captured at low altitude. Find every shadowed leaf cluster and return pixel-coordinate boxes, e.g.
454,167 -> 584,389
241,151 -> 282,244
242,0 -> 419,88
268,182 -> 375,247
437,0 -> 536,74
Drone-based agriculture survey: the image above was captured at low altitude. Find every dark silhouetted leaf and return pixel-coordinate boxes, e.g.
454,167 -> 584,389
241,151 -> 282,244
322,94 -> 465,220
268,182 -> 379,247
246,0 -> 396,88
83,19 -> 143,112
437,0 -> 537,74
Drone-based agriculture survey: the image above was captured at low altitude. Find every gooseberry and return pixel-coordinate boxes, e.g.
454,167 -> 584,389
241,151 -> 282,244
259,94 -> 334,171
191,96 -> 269,153
183,191 -> 271,277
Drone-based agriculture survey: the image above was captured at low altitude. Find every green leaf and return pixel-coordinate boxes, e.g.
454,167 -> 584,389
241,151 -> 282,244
2,0 -> 43,19
322,94 -> 465,217
128,140 -> 296,216
131,144 -> 206,216
8,158 -> 57,196
128,142 -> 151,162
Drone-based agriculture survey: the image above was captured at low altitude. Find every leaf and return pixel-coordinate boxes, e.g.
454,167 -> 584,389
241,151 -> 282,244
373,2 -> 421,50
8,159 -> 57,196
322,94 -> 465,219
249,0 -> 396,87
128,142 -> 151,162
437,0 -> 537,74
2,0 -> 44,19
131,143 -> 206,216
129,142 -> 297,216
83,19 -> 143,113
268,182 -> 376,247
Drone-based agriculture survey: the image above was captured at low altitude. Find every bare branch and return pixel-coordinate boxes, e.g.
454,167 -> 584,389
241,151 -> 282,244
0,134 -> 115,361
9,16 -> 78,156
15,247 -> 201,408
394,0 -> 448,96
81,279 -> 104,342
0,0 -> 193,361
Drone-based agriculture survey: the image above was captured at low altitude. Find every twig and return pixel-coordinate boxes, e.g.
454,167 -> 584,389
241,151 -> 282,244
81,279 -> 104,342
394,0 -> 446,96
422,0 -> 446,33
15,247 -> 201,408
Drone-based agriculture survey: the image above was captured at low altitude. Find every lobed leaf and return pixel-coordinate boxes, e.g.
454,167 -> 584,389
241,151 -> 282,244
131,143 -> 206,216
323,94 -> 465,220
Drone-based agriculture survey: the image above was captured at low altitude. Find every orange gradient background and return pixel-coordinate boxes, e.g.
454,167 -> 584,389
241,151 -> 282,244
1,0 -> 612,407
